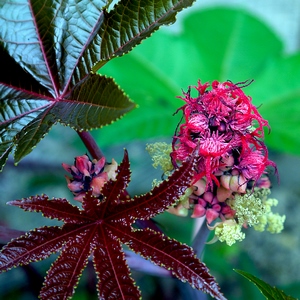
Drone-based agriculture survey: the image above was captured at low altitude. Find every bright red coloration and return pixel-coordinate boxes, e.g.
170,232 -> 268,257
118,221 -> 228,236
172,80 -> 274,186
0,151 -> 226,300
171,80 -> 276,224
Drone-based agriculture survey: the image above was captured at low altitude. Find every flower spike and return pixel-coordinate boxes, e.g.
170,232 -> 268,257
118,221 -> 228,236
149,80 -> 284,245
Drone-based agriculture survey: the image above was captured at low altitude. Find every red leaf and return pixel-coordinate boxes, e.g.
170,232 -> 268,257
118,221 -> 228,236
0,150 -> 226,299
0,226 -> 68,271
93,229 -> 140,300
106,153 -> 197,224
81,191 -> 102,220
40,226 -> 97,300
8,195 -> 90,224
100,149 -> 131,207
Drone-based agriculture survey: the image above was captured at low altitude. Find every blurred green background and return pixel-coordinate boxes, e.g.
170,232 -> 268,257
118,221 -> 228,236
1,1 -> 300,299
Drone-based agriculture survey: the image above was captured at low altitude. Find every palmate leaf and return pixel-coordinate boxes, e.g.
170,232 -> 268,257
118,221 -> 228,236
0,226 -> 72,271
0,0 -> 133,168
0,0 -> 195,170
0,150 -> 226,300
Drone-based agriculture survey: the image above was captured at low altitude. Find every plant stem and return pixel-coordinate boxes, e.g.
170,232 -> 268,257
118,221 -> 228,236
192,217 -> 211,259
77,131 -> 104,160
177,217 -> 211,300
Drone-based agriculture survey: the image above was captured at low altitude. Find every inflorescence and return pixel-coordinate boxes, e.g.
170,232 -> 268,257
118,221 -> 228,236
147,80 -> 285,245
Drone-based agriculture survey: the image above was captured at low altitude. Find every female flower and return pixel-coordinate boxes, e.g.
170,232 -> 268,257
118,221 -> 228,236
148,80 -> 284,245
171,80 -> 275,189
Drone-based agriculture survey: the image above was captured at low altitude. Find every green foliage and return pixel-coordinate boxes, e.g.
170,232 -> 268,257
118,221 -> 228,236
235,269 -> 297,300
100,7 -> 300,155
245,53 -> 300,154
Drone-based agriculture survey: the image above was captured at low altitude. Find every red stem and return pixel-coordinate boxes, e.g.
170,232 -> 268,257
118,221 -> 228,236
76,131 -> 104,160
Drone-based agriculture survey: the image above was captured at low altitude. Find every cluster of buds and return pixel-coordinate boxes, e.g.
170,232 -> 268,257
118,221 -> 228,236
147,80 -> 285,245
62,154 -> 118,201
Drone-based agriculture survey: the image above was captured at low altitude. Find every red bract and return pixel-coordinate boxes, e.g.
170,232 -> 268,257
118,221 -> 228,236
0,150 -> 226,300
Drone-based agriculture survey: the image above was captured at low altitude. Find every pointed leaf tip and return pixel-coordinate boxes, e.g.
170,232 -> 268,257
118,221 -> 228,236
119,228 -> 226,300
92,0 -> 197,71
57,75 -> 136,130
1,0 -> 195,168
235,269 -> 296,300
112,148 -> 197,222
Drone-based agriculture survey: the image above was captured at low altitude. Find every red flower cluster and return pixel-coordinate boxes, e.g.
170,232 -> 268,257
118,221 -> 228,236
171,80 -> 276,223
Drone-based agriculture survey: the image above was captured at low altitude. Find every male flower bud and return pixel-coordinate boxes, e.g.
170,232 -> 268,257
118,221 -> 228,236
62,155 -> 117,201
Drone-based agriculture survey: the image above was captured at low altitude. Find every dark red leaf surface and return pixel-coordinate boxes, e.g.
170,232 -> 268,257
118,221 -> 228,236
40,227 -> 96,300
0,226 -> 69,271
8,195 -> 91,224
120,228 -> 222,296
0,150 -> 226,299
93,230 -> 141,299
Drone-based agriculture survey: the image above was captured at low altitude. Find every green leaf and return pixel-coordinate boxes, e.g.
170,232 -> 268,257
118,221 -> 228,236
57,75 -> 135,129
20,75 -> 134,161
0,72 -> 134,167
101,7 -> 300,155
245,53 -> 300,155
235,269 -> 297,300
0,0 -> 107,94
93,104 -> 179,147
182,8 -> 282,82
14,111 -> 57,163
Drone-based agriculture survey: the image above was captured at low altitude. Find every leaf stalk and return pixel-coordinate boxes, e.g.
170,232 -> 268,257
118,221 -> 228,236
77,131 -> 104,160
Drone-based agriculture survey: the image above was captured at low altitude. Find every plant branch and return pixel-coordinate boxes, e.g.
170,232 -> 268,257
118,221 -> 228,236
77,131 -> 104,160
